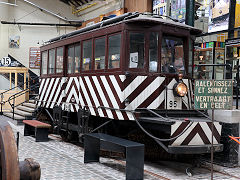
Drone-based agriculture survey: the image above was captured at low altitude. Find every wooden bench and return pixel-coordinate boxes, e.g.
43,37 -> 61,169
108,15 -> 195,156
23,120 -> 51,142
84,133 -> 144,180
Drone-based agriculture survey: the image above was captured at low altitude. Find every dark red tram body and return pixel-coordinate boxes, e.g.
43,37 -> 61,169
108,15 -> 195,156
38,13 -> 223,154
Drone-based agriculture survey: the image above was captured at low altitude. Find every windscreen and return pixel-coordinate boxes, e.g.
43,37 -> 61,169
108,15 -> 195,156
161,36 -> 185,74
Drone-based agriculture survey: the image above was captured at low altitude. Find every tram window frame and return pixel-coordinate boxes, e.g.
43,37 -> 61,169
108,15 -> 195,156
41,51 -> 48,75
82,39 -> 93,72
56,47 -> 64,74
67,43 -> 81,75
149,32 -> 159,73
48,49 -> 56,74
94,36 -> 106,71
108,33 -> 121,70
128,31 -> 146,71
160,35 -> 185,74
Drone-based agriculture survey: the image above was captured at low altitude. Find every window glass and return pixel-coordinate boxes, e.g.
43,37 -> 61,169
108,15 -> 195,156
161,36 -> 185,74
95,37 -> 105,70
149,32 -> 158,72
75,45 -> 80,73
108,34 -> 121,69
48,49 -> 55,74
41,51 -> 47,75
82,40 -> 92,71
129,32 -> 145,68
68,46 -> 74,74
56,47 -> 63,73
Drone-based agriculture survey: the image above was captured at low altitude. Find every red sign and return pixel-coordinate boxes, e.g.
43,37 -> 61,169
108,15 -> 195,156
29,47 -> 40,69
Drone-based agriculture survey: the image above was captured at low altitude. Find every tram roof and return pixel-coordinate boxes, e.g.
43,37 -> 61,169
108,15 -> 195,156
46,12 -> 202,44
124,14 -> 202,35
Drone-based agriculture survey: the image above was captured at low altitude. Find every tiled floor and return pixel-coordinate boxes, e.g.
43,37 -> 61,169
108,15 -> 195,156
2,115 -> 240,180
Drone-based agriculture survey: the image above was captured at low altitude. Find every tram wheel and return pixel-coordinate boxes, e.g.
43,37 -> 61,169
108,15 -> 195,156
0,121 -> 20,180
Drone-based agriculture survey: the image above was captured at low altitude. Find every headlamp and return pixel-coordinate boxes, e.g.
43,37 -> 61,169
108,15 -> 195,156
173,82 -> 188,97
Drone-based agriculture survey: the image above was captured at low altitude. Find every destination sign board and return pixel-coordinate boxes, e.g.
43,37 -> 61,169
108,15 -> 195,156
194,80 -> 233,110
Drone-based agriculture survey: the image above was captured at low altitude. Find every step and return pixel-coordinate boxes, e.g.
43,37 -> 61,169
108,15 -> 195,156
22,103 -> 36,109
17,106 -> 35,113
28,99 -> 36,104
14,109 -> 32,117
4,112 -> 25,120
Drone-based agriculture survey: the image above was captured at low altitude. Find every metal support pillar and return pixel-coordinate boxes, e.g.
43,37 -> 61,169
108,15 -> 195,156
185,0 -> 195,26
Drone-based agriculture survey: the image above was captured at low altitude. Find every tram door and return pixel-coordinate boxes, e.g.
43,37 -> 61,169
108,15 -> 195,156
0,67 -> 29,112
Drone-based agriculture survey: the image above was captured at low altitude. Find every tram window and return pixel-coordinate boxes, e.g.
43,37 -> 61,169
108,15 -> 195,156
68,46 -> 74,74
149,32 -> 158,72
161,36 -> 185,74
41,51 -> 47,75
95,37 -> 105,70
75,45 -> 80,73
48,49 -> 55,74
129,32 -> 144,68
56,47 -> 63,73
108,34 -> 121,69
82,40 -> 92,71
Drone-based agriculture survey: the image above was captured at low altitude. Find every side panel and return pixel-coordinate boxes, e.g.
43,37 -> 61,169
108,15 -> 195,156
38,76 -> 192,120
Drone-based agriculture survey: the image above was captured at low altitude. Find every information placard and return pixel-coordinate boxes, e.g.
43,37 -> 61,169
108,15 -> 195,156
29,47 -> 40,69
194,80 -> 233,110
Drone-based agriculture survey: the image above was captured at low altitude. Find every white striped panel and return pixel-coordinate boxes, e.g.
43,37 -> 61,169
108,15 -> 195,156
43,78 -> 55,107
92,76 -> 113,119
123,76 -> 147,98
57,78 -> 67,106
182,79 -> 189,109
38,78 -> 45,95
46,78 -> 59,108
188,134 -> 204,145
39,78 -> 50,104
80,77 -> 96,116
148,90 -> 165,109
74,77 -> 80,94
215,122 -> 222,137
66,77 -> 80,104
65,77 -> 73,94
171,122 -> 196,146
50,78 -> 63,108
109,75 -> 124,102
100,76 -> 124,120
84,77 -> 104,117
188,79 -> 193,108
119,75 -> 126,82
125,77 -> 163,110
171,122 -> 222,146
66,85 -> 79,105
126,111 -> 135,120
199,122 -> 218,144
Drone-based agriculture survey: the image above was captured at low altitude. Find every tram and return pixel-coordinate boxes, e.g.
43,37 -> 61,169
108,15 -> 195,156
38,12 -> 223,154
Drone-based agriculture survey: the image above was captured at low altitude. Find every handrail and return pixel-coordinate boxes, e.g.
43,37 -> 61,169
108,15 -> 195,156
0,75 -> 39,96
0,76 -> 39,115
3,83 -> 39,119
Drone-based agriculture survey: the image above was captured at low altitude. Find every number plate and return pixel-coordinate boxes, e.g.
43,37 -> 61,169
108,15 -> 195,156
166,90 -> 182,109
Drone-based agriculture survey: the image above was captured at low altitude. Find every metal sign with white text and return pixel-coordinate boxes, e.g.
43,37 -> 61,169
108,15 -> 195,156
194,80 -> 233,110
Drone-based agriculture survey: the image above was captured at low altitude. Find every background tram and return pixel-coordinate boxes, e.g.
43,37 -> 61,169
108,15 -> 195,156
38,12 -> 223,156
